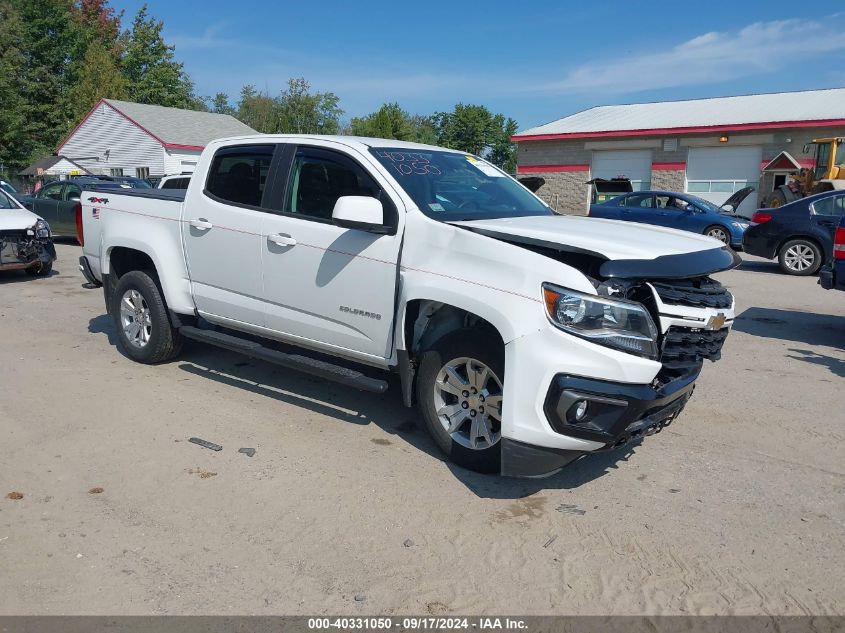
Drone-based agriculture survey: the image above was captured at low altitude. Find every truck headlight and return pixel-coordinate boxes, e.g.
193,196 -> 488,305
542,283 -> 659,359
34,219 -> 51,238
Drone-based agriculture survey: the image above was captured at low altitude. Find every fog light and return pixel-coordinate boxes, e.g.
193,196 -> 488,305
572,400 -> 588,422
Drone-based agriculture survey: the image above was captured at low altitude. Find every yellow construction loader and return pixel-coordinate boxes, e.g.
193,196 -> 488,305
762,137 -> 845,207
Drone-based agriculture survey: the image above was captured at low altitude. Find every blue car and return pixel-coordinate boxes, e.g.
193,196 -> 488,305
588,188 -> 754,248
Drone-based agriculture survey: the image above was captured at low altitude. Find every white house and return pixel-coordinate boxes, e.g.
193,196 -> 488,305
57,99 -> 257,179
19,155 -> 90,179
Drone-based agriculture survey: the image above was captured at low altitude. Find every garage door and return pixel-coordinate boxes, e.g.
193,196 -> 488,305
686,146 -> 761,214
592,150 -> 652,191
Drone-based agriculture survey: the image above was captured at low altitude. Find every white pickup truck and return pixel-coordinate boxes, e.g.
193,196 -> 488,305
78,135 -> 738,477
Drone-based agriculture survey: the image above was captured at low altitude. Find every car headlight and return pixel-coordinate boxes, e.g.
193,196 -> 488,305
542,283 -> 659,359
731,222 -> 748,229
34,219 -> 51,238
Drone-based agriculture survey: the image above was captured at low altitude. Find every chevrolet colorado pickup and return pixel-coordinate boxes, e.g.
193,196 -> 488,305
78,135 -> 738,477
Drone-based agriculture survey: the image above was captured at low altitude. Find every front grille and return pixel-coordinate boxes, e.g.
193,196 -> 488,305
660,326 -> 729,371
650,277 -> 732,309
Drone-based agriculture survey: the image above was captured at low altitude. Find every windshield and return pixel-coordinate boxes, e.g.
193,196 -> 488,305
1,182 -> 16,194
369,148 -> 552,221
814,142 -> 831,181
0,190 -> 17,209
687,196 -> 724,213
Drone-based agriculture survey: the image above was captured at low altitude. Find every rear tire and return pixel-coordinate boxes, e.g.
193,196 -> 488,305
111,270 -> 183,363
415,329 -> 504,474
778,239 -> 822,276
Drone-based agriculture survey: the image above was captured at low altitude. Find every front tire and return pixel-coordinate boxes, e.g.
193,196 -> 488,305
778,239 -> 822,276
415,330 -> 504,474
704,225 -> 730,245
111,270 -> 183,363
25,260 -> 52,277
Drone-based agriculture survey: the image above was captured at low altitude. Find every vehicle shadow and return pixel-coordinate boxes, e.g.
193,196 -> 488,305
736,259 -> 784,275
88,313 -> 119,346
733,307 -> 844,349
86,313 -> 640,495
0,267 -> 61,284
786,348 -> 845,378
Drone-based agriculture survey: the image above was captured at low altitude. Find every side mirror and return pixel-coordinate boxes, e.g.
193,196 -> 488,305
722,204 -> 735,213
332,196 -> 388,233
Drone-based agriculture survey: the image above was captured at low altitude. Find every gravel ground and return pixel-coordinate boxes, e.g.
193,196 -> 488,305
1,242 -> 843,615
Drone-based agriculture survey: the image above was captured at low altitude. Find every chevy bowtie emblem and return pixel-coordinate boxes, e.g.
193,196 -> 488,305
87,196 -> 109,204
705,313 -> 727,330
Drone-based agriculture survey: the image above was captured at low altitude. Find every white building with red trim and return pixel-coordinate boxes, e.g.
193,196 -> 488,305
513,87 -> 845,215
57,99 -> 257,180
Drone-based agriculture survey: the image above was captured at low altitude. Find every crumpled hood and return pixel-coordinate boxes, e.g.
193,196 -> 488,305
0,207 -> 41,231
450,215 -> 723,260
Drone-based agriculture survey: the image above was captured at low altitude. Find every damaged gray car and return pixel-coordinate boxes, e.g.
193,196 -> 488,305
0,189 -> 56,277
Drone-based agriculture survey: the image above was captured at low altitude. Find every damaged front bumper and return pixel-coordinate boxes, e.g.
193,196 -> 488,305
0,230 -> 56,272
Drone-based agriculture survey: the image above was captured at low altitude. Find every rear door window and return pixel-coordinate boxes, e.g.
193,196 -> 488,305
205,145 -> 275,208
624,193 -> 654,208
812,195 -> 845,217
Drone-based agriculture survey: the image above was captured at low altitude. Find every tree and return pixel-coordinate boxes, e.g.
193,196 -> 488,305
7,0 -> 79,168
350,102 -> 415,140
68,41 -> 127,122
276,77 -> 343,134
0,0 -> 28,177
208,92 -> 235,116
236,85 -> 277,133
121,4 -> 201,109
434,103 -> 518,172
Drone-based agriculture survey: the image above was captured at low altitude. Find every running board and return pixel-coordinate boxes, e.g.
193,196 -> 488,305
178,326 -> 389,394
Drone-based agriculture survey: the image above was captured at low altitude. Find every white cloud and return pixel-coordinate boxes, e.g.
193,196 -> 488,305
531,16 -> 845,94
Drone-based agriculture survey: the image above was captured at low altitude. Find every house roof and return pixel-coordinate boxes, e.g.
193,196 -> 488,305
61,99 -> 258,152
18,155 -> 88,176
514,87 -> 845,141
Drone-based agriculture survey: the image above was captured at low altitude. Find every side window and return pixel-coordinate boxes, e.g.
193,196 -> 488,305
812,196 -> 845,217
625,193 -> 653,208
63,184 -> 81,201
162,177 -> 189,189
284,148 -> 383,222
205,145 -> 274,208
40,182 -> 63,200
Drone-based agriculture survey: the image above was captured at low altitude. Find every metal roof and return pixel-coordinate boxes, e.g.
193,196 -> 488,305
515,88 -> 845,139
104,99 -> 257,148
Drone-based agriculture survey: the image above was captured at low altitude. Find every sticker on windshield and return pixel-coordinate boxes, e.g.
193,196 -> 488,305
428,202 -> 445,212
466,156 -> 503,178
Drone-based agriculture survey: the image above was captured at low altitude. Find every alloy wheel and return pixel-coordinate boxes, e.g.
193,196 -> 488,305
119,289 -> 152,348
707,227 -> 729,244
784,244 -> 815,272
432,357 -> 503,450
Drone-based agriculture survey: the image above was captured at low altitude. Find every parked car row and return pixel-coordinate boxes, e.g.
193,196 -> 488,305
589,185 -> 845,279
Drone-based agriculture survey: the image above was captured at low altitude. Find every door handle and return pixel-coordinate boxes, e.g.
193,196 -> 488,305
190,218 -> 213,230
268,233 -> 297,247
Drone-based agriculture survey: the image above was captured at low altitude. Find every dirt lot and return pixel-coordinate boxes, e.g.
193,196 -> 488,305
1,242 -> 843,615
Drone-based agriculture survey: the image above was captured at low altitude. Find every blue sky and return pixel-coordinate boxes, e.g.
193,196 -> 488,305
116,1 -> 845,131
